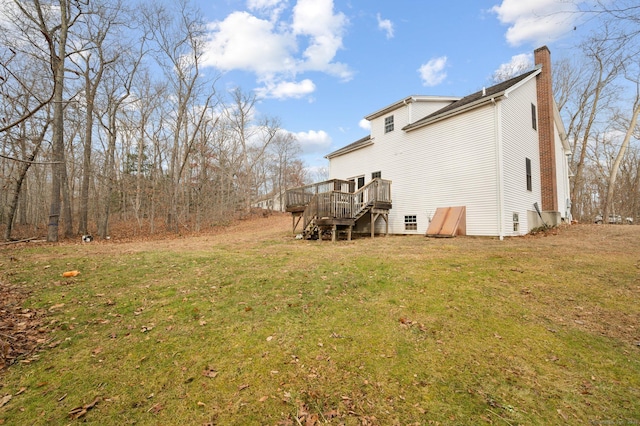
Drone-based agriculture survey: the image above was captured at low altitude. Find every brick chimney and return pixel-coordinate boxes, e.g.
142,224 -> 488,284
534,46 -> 558,212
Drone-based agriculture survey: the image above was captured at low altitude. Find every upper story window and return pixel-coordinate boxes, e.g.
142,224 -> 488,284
384,115 -> 394,133
531,103 -> 537,130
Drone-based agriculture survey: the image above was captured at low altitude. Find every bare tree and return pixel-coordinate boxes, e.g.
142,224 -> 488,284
69,0 -> 126,235
554,28 -> 624,220
269,132 -> 301,212
95,40 -> 143,239
8,0 -> 87,241
3,117 -> 51,240
142,0 -> 217,232
602,59 -> 640,220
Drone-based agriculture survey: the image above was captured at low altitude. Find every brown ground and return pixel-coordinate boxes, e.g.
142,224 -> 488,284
2,215 -> 639,370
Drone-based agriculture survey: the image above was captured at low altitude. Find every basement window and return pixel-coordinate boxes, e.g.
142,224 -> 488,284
526,158 -> 532,191
531,103 -> 537,130
404,215 -> 417,231
384,115 -> 394,133
513,212 -> 520,232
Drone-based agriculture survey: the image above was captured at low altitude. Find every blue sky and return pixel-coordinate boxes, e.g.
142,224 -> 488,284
194,0 -> 593,173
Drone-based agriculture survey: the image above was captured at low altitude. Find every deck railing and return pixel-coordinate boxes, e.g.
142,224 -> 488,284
286,179 -> 353,211
291,178 -> 391,228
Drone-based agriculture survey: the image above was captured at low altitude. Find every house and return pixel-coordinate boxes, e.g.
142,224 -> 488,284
320,46 -> 572,238
255,190 -> 286,212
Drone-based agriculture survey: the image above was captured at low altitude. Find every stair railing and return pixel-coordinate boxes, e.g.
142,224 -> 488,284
303,194 -> 318,231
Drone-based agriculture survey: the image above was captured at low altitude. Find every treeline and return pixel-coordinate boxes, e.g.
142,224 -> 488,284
0,0 -> 306,242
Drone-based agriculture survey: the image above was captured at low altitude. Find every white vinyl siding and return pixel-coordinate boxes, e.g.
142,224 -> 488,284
500,78 -> 542,235
554,121 -> 571,221
331,103 -> 500,236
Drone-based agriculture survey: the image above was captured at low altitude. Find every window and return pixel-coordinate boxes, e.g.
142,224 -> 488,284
531,103 -> 537,130
371,171 -> 381,179
513,212 -> 520,232
404,215 -> 417,231
384,115 -> 394,133
526,158 -> 532,191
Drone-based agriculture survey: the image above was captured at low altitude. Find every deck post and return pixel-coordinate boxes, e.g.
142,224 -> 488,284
347,226 -> 352,241
384,214 -> 388,236
332,225 -> 337,242
384,214 -> 389,237
292,213 -> 302,233
371,211 -> 375,238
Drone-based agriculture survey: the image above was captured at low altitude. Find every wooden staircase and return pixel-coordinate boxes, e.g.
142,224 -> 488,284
286,178 -> 392,241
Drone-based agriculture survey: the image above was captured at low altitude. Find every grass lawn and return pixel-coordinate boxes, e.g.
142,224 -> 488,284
1,216 -> 639,425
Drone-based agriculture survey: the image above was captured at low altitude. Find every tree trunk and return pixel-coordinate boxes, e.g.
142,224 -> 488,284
46,0 -> 70,242
79,93 -> 94,235
98,110 -> 117,239
603,102 -> 640,220
4,154 -> 35,241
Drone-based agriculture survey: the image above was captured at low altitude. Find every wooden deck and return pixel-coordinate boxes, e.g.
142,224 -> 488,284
285,178 -> 392,241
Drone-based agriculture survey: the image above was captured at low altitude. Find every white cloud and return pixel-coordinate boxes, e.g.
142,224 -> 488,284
292,0 -> 352,80
418,56 -> 448,87
204,0 -> 352,99
204,12 -> 296,75
493,53 -> 533,81
247,0 -> 287,21
491,0 -> 581,46
359,119 -> 371,131
294,129 -> 333,154
376,13 -> 394,39
255,79 -> 316,99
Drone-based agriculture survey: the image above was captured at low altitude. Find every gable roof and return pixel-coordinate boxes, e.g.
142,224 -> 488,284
325,135 -> 372,159
326,66 -> 543,159
403,67 -> 540,131
364,95 -> 461,121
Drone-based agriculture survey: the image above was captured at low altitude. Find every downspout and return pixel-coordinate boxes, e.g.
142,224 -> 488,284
493,97 -> 505,240
403,98 -> 411,124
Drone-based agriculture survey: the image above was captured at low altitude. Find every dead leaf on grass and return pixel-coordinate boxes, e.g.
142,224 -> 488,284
202,367 -> 218,378
68,396 -> 100,419
324,409 -> 339,419
238,384 -> 249,391
0,395 -> 12,408
147,403 -> 163,414
48,303 -> 65,311
557,408 -> 568,421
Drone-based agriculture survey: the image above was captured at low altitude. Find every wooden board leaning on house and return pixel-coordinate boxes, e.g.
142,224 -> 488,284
426,206 -> 466,237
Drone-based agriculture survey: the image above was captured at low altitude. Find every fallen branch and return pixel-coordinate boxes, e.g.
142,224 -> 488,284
1,237 -> 39,245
